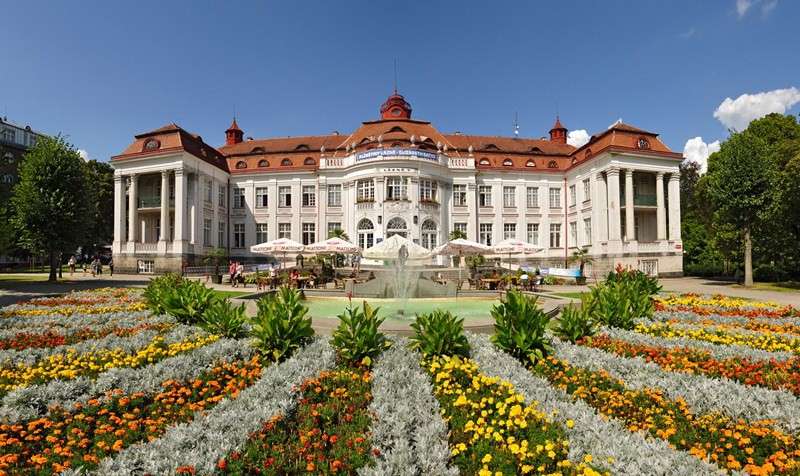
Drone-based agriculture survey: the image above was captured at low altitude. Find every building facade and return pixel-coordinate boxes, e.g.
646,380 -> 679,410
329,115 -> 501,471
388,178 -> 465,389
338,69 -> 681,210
111,93 -> 684,276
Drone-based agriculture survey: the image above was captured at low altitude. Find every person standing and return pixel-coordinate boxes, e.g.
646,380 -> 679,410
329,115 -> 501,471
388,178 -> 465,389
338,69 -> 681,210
68,256 -> 76,275
108,259 -> 114,277
229,261 -> 237,287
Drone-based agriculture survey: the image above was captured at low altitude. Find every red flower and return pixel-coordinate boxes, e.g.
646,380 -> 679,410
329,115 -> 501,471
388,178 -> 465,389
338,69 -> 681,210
217,459 -> 227,470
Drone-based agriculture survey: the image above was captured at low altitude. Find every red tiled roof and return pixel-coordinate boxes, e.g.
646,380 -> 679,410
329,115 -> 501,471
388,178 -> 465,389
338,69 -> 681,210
113,123 -> 229,172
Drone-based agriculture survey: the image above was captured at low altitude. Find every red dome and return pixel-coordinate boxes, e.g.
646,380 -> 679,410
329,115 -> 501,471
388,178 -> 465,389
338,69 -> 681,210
379,92 -> 412,120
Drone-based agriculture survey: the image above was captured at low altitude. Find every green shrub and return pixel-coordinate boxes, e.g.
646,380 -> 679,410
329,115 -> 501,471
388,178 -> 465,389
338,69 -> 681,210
553,303 -> 596,343
200,298 -> 248,338
331,301 -> 390,366
162,280 -> 217,325
490,290 -> 552,363
605,264 -> 662,295
583,280 -> 654,330
410,309 -> 470,359
142,273 -> 184,316
250,287 -> 314,362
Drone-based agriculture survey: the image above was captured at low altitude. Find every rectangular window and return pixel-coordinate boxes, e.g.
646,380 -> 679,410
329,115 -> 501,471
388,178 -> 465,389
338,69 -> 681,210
218,184 -> 226,207
256,223 -> 268,244
327,184 -> 342,207
454,222 -> 467,235
526,187 -> 539,208
327,222 -> 341,237
356,179 -> 374,202
549,223 -> 561,248
582,179 -> 591,203
255,187 -> 268,208
452,184 -> 467,206
218,221 -> 225,247
279,186 -> 291,207
233,188 -> 245,209
302,185 -> 316,207
419,179 -> 438,202
570,221 -> 578,247
569,185 -> 577,207
203,218 -> 212,244
204,179 -> 213,203
583,218 -> 592,245
386,177 -> 407,200
302,223 -> 316,245
527,223 -> 539,245
503,186 -> 516,208
478,186 -> 492,207
479,223 -> 493,246
503,223 -> 516,240
549,187 -> 561,208
278,223 -> 291,239
233,223 -> 245,248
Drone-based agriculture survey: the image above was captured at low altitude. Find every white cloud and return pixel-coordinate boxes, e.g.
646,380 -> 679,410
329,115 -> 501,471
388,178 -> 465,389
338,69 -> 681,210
762,0 -> 778,16
683,137 -> 721,174
678,27 -> 696,39
567,129 -> 590,148
713,87 -> 800,131
736,0 -> 753,17
77,149 -> 89,161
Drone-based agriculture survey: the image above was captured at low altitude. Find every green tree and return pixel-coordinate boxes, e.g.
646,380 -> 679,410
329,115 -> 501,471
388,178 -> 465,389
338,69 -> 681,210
11,136 -> 91,281
328,227 -> 350,241
449,229 -> 467,240
80,160 -> 114,256
705,131 -> 771,286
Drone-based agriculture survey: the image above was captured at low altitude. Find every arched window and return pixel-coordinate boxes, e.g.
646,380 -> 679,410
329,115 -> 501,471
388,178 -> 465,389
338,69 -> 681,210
529,147 -> 543,154
294,144 -> 310,151
502,158 -> 513,166
386,217 -> 408,238
479,158 -> 491,166
525,159 -> 536,167
281,158 -> 292,166
547,160 -> 558,169
303,157 -> 315,165
421,219 -> 438,250
251,147 -> 266,153
391,142 -> 403,147
637,137 -> 650,150
258,159 -> 269,167
484,143 -> 500,151
357,218 -> 374,249
143,138 -> 160,152
235,161 -> 247,169
386,126 -> 406,133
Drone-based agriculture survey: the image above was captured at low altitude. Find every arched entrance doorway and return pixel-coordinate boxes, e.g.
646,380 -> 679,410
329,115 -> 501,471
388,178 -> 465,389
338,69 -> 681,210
357,218 -> 374,249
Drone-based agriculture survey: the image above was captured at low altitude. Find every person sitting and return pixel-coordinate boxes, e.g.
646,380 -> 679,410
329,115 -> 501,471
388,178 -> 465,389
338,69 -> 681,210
520,273 -> 529,290
290,268 -> 300,288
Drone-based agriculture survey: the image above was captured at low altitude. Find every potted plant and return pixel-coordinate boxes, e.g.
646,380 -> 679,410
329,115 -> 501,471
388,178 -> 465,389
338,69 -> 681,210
569,248 -> 594,285
448,229 -> 467,267
203,248 -> 228,284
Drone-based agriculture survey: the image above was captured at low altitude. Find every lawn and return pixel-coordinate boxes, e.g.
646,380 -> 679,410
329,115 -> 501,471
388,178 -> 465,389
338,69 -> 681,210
732,281 -> 800,293
210,289 -> 251,299
0,273 -> 52,283
551,291 -> 586,299
0,287 -> 797,475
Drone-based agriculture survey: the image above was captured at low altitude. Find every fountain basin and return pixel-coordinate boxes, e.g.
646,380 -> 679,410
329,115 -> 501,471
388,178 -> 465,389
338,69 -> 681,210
305,296 -> 499,322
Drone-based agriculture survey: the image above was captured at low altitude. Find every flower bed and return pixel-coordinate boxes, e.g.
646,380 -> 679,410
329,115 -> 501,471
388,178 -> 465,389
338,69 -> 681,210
580,333 -> 800,396
0,357 -> 262,474
635,322 -> 800,354
0,322 -> 172,351
217,368 -> 374,475
427,355 -> 605,476
656,294 -> 797,318
532,355 -> 800,474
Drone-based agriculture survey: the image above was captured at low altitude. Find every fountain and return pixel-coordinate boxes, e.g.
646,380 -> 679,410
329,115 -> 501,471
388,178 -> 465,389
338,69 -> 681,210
391,243 -> 416,317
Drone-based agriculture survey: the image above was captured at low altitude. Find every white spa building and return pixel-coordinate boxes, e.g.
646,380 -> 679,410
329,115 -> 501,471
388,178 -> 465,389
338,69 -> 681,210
111,92 -> 683,276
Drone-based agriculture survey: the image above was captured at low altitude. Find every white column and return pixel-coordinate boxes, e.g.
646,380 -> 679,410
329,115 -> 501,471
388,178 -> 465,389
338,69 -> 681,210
127,174 -> 138,244
174,169 -> 187,249
668,173 -> 681,241
113,175 -> 124,253
606,168 -> 621,242
159,170 -> 170,243
593,172 -> 608,242
624,168 -> 635,242
540,183 -> 550,250
656,172 -> 666,241
189,174 -> 197,245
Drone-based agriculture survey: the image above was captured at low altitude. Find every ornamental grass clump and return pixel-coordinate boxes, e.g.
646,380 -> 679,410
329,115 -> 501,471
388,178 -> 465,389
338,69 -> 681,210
410,309 -> 470,358
490,290 -> 552,363
142,273 -> 184,316
200,298 -> 248,339
250,286 -> 314,362
553,304 -> 597,344
582,264 -> 661,330
162,279 -> 218,325
331,301 -> 390,367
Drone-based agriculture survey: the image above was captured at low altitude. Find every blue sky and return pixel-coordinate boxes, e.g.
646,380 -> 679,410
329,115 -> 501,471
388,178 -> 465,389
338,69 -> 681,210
2,0 -> 798,168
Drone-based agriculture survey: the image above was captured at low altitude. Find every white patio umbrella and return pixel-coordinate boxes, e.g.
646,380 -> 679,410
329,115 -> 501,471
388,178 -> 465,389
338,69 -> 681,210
432,238 -> 493,293
492,239 -> 542,266
304,237 -> 360,254
362,234 -> 431,261
250,238 -> 305,268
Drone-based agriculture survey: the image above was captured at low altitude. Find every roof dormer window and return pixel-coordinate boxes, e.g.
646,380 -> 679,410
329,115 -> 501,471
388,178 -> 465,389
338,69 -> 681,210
637,137 -> 651,150
294,144 -> 310,151
479,158 -> 491,166
386,126 -> 406,134
258,159 -> 269,167
235,161 -> 247,169
502,158 -> 513,166
484,143 -> 500,151
547,160 -> 558,169
251,147 -> 266,153
303,157 -> 315,165
525,159 -> 536,167
281,158 -> 292,166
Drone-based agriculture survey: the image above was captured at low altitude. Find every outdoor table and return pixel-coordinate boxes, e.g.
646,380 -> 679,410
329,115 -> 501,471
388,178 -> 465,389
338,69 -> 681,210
480,278 -> 502,290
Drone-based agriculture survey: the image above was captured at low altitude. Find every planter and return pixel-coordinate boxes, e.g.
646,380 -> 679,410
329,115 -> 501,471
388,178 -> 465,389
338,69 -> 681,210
211,274 -> 223,284
575,276 -> 587,285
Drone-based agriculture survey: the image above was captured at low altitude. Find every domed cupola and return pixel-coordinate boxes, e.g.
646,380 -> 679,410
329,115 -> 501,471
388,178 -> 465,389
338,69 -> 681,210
379,90 -> 412,120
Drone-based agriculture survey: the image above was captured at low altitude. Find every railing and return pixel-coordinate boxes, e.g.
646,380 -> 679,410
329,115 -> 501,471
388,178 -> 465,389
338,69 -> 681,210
638,241 -> 663,253
137,197 -> 175,208
322,157 -> 345,168
448,157 -> 472,168
621,194 -> 657,206
135,242 -> 158,252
